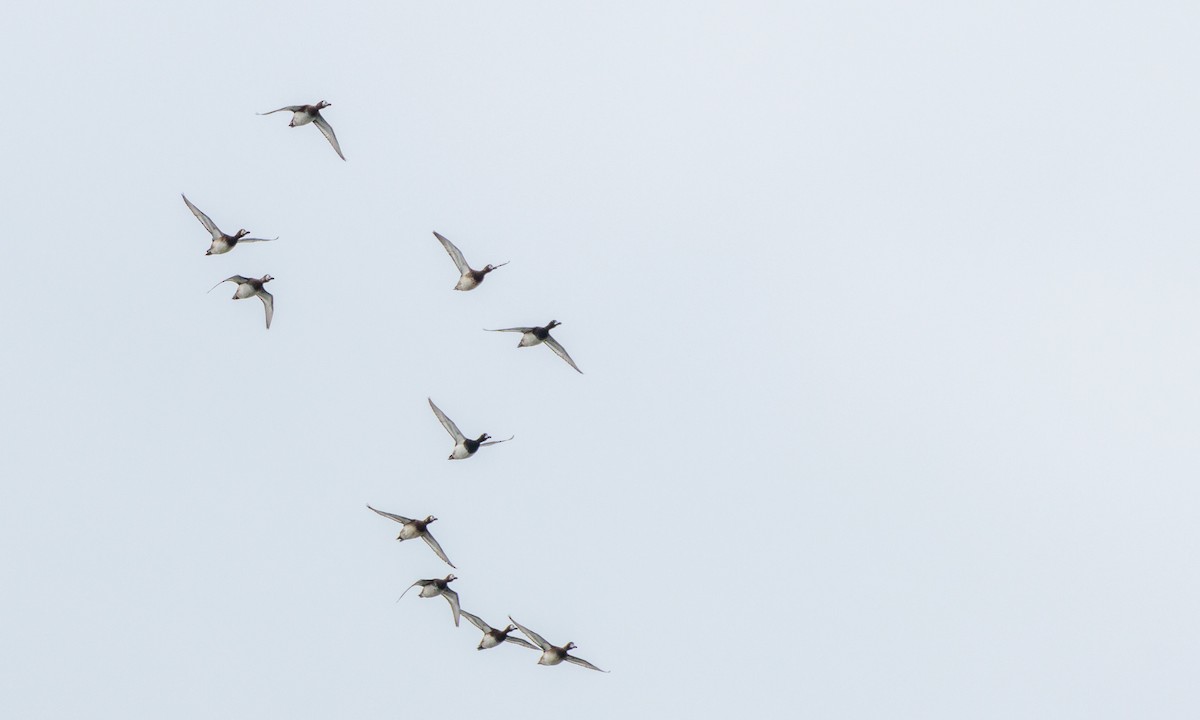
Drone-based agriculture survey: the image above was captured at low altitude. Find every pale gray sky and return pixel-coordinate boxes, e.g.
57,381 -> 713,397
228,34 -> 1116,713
2,2 -> 1199,718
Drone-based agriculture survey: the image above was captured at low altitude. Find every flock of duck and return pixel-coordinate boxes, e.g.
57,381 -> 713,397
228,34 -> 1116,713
182,100 -> 604,672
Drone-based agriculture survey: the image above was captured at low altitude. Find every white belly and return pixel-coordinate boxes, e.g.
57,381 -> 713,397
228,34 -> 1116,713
418,585 -> 441,599
398,524 -> 420,541
291,111 -> 314,126
479,634 -> 501,650
454,274 -> 479,291
208,239 -> 231,255
450,444 -> 472,460
234,284 -> 256,299
518,332 -> 542,347
539,650 -> 564,666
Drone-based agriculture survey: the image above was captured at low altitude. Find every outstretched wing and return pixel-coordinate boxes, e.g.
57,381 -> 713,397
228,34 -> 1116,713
182,194 -> 221,240
208,275 -> 248,293
479,435 -> 513,447
544,336 -> 583,374
237,236 -> 277,244
397,579 -> 428,602
422,532 -> 456,568
433,232 -> 470,275
504,635 -> 539,651
507,617 -> 550,651
459,610 -> 491,633
427,398 -> 465,442
258,288 -> 274,329
442,588 -> 461,627
312,114 -> 345,160
484,327 -> 535,333
564,654 -> 609,672
257,105 -> 303,115
366,504 -> 412,525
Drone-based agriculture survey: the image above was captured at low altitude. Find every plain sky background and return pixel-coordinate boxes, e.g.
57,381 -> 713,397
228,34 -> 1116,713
2,1 -> 1199,717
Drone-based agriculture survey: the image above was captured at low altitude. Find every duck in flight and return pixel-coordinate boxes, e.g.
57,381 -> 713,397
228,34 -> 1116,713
433,231 -> 507,291
366,505 -> 455,568
428,398 -> 512,460
399,575 -> 461,626
258,100 -> 345,160
507,616 -> 608,672
459,611 -> 538,651
485,320 -> 582,373
182,194 -> 276,255
209,275 -> 274,329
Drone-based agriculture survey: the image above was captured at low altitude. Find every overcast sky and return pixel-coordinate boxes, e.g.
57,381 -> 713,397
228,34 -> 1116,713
2,2 -> 1199,718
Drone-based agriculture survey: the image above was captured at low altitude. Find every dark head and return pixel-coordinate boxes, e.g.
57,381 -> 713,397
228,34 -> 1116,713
564,641 -> 577,651
504,624 -> 519,634
423,515 -> 437,525
261,274 -> 275,283
444,574 -> 457,583
235,229 -> 250,239
546,320 -> 561,330
476,433 -> 491,443
482,261 -> 509,274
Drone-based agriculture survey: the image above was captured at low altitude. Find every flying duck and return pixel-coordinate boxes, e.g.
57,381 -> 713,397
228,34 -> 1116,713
208,275 -> 274,329
428,397 -> 512,460
485,320 -> 582,373
258,100 -> 345,160
433,232 -> 507,291
507,616 -> 608,672
459,611 -> 538,651
399,575 -> 461,626
366,504 -> 455,568
182,194 -> 277,255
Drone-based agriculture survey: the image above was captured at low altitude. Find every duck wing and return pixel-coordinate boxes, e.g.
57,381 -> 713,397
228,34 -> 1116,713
544,336 -> 582,373
366,505 -> 412,525
433,232 -> 470,275
257,105 -> 304,115
421,531 -> 456,568
507,617 -> 550,651
312,114 -> 345,160
504,635 -> 539,651
397,578 -> 430,602
427,398 -> 465,442
208,275 -> 249,293
484,327 -> 535,333
182,194 -> 221,240
459,610 -> 491,633
564,654 -> 609,673
442,588 -> 461,627
257,288 -> 274,329
237,236 -> 277,244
